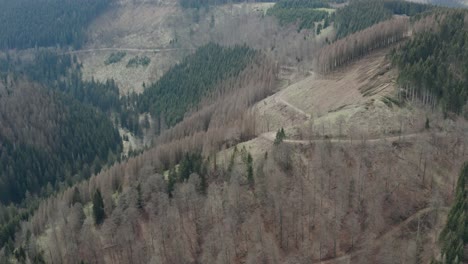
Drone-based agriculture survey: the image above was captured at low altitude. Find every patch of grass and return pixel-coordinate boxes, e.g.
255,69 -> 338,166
127,56 -> 151,68
104,51 -> 126,65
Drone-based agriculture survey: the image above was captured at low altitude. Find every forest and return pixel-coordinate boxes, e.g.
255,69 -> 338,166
0,41 -> 271,249
438,162 -> 468,264
392,10 -> 468,114
267,0 -> 330,31
1,0 -> 468,262
0,0 -> 110,49
334,0 -> 432,39
0,51 -> 123,248
136,43 -> 258,128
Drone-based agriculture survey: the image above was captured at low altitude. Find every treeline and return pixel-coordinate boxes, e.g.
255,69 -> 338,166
267,0 -> 330,31
318,17 -> 408,73
26,51 -> 121,113
274,0 -> 329,9
136,43 -> 258,128
0,0 -> 110,49
0,52 -> 122,247
0,85 -> 122,205
334,0 -> 432,39
392,10 -> 468,114
438,162 -> 468,264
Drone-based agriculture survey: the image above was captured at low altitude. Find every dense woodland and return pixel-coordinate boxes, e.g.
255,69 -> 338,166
267,0 -> 331,31
136,43 -> 259,128
0,51 -> 123,248
0,41 -> 271,249
27,51 -> 121,114
334,0 -> 432,39
438,162 -> 468,264
0,0 -> 110,49
392,10 -> 468,114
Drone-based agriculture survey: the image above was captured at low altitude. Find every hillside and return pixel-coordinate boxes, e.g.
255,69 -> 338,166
8,47 -> 468,263
1,0 -> 468,263
77,0 -> 318,93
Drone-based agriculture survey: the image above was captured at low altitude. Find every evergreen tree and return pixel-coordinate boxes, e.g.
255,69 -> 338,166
439,162 -> 468,263
246,153 -> 254,188
136,183 -> 144,210
92,189 -> 105,225
274,128 -> 287,145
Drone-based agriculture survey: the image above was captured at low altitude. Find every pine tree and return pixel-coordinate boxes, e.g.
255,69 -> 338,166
247,153 -> 254,188
92,189 -> 105,225
136,183 -> 143,210
439,162 -> 468,263
274,128 -> 286,145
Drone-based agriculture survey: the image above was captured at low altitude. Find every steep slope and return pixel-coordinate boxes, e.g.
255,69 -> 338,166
8,45 -> 468,263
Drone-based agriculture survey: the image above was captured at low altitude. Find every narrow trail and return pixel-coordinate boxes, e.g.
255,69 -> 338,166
276,97 -> 311,118
313,207 -> 449,264
260,131 -> 444,145
62,47 -> 192,55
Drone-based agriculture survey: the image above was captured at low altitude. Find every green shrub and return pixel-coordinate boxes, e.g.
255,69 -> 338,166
104,52 -> 126,65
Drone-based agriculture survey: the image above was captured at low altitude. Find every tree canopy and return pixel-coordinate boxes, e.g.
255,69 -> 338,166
392,10 -> 468,114
439,162 -> 468,263
0,0 -> 111,49
137,43 -> 258,127
334,0 -> 432,39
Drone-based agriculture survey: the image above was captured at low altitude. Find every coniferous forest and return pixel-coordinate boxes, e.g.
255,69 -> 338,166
393,10 -> 468,114
334,0 -> 432,39
136,43 -> 258,127
0,0 -> 110,49
267,0 -> 330,31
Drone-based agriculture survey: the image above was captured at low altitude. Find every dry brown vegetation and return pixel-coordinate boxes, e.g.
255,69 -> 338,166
7,46 -> 468,263
5,1 -> 468,263
13,115 -> 467,263
317,17 -> 408,73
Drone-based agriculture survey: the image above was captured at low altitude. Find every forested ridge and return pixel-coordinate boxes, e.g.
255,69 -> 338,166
0,0 -> 110,49
0,52 -> 122,248
438,162 -> 468,264
136,43 -> 258,127
27,51 -> 121,114
267,0 -> 331,31
334,0 -> 432,39
2,0 -> 468,261
0,41 -> 268,250
392,10 -> 468,114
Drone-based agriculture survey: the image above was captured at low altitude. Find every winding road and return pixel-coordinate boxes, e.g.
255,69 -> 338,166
260,131 -> 444,145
